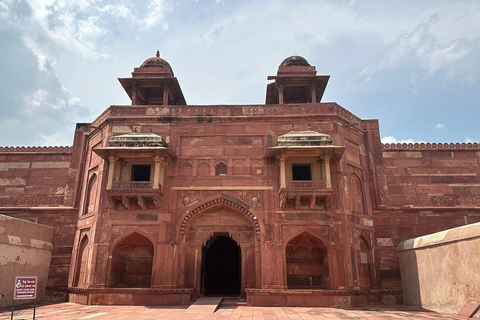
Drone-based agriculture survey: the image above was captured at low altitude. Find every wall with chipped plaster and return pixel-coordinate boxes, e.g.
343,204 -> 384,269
397,222 -> 480,315
0,214 -> 53,307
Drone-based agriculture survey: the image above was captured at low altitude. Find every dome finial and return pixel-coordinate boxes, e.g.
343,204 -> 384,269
156,49 -> 160,58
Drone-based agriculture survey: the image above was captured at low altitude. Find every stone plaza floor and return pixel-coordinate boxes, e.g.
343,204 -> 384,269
0,302 -> 461,320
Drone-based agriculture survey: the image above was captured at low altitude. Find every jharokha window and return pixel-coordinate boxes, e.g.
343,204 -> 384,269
131,164 -> 151,181
292,164 -> 311,180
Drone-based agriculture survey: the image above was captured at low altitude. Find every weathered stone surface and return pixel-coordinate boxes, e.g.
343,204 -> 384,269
0,214 -> 53,307
398,222 -> 480,315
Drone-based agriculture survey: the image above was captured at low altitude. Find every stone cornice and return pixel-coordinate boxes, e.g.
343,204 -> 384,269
91,103 -> 363,128
383,142 -> 480,150
0,146 -> 72,153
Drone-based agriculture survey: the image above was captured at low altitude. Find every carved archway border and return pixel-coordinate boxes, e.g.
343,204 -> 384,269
179,193 -> 261,238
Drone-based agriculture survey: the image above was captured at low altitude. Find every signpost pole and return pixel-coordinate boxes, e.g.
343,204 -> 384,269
12,276 -> 38,320
10,299 -> 14,320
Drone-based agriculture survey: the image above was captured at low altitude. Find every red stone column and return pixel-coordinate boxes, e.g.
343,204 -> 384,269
132,80 -> 137,105
311,81 -> 317,103
276,81 -> 285,104
153,242 -> 176,288
255,242 -> 261,288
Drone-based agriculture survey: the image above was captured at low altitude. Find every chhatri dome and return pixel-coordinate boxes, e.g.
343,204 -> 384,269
280,55 -> 311,67
139,50 -> 174,74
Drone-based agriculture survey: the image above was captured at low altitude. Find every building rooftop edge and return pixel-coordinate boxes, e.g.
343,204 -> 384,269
397,222 -> 480,252
382,142 -> 480,150
0,146 -> 72,153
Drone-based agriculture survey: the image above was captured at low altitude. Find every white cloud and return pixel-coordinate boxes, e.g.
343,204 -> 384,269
17,1 -> 110,61
141,0 -> 170,30
352,7 -> 480,85
24,89 -> 48,114
381,136 -> 425,144
1,0 -> 480,146
465,135 -> 479,143
98,4 -> 136,23
435,123 -> 447,130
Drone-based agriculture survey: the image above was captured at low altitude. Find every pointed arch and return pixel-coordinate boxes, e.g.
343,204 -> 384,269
179,162 -> 193,176
251,161 -> 263,175
285,232 -> 329,289
232,161 -> 246,175
348,172 -> 366,215
355,235 -> 372,288
179,193 -> 261,238
215,161 -> 227,176
73,234 -> 89,287
197,162 -> 210,176
83,173 -> 97,215
110,231 -> 154,288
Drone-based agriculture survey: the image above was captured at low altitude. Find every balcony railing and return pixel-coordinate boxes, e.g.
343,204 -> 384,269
286,180 -> 327,190
112,181 -> 153,190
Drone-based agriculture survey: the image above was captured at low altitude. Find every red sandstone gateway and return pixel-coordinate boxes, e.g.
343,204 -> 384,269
1,53 -> 479,308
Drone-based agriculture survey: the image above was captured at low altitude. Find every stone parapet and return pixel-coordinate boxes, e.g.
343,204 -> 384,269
90,103 -> 362,128
68,287 -> 193,306
397,222 -> 480,315
0,146 -> 72,153
246,288 -> 403,307
383,142 -> 480,150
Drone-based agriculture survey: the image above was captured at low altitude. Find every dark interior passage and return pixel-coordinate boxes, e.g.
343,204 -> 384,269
203,235 -> 240,296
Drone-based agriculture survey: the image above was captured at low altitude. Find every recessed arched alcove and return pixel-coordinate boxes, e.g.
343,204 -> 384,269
348,172 -> 366,215
110,232 -> 154,288
215,162 -> 227,176
286,232 -> 329,289
355,236 -> 372,288
83,174 -> 97,215
73,235 -> 89,287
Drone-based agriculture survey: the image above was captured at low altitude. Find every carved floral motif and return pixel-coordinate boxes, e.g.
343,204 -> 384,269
406,195 -> 480,207
180,195 -> 261,238
88,103 -> 367,128
0,195 -> 64,206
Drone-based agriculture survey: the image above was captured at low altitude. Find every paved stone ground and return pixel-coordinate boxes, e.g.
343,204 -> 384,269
0,302 -> 459,320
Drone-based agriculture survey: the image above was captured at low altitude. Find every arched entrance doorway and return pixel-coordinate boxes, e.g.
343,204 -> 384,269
180,194 -> 259,298
202,235 -> 240,296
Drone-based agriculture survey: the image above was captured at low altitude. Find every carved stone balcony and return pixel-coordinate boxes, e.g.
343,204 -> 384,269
279,180 -> 332,210
286,180 -> 327,190
106,181 -> 162,210
112,181 -> 153,190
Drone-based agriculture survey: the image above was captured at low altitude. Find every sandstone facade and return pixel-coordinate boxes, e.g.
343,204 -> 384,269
0,54 -> 479,308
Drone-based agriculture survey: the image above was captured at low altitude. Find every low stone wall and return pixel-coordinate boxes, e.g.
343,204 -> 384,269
0,214 -> 53,307
397,222 -> 480,315
68,288 -> 193,306
245,289 -> 403,307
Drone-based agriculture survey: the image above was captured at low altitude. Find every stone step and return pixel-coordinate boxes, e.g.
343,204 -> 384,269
184,296 -> 223,313
219,297 -> 247,307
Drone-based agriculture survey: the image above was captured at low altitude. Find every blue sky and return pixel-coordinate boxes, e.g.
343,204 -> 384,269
0,0 -> 479,146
